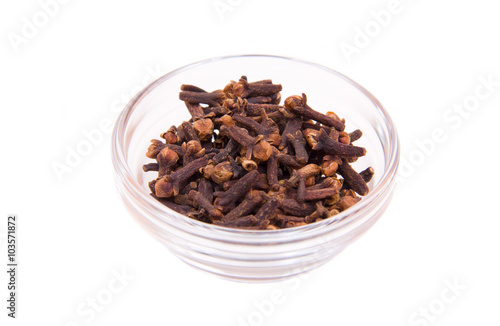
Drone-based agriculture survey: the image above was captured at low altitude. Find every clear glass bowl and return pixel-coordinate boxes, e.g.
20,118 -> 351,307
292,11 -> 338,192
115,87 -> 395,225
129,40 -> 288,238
111,55 -> 400,282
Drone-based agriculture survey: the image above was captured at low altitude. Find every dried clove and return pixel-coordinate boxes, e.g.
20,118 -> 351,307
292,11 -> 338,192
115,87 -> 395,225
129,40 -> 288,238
213,170 -> 260,207
280,117 -> 302,150
142,163 -> 159,172
184,101 -> 205,121
286,130 -> 309,164
143,76 -> 374,229
349,129 -> 363,143
266,147 -> 280,191
179,89 -> 226,107
232,78 -> 282,98
223,190 -> 266,221
320,155 -> 342,177
232,112 -> 281,146
210,161 -> 234,184
181,140 -> 205,166
179,121 -> 199,142
285,164 -> 321,188
223,125 -> 272,161
198,177 -> 214,203
155,156 -> 208,198
188,190 -> 224,221
312,129 -> 366,158
285,94 -> 345,131
161,125 -> 179,144
192,118 -> 214,141
337,159 -> 369,196
157,147 -> 179,178
280,198 -> 317,216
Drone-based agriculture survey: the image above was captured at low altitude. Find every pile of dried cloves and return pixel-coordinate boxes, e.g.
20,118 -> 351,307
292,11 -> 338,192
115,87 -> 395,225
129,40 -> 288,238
143,76 -> 374,230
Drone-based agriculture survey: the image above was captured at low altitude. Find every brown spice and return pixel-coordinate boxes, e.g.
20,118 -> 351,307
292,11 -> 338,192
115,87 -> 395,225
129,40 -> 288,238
143,76 -> 373,229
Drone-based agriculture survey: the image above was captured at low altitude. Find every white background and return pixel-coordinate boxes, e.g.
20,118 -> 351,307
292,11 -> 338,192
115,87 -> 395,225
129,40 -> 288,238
1,0 -> 499,325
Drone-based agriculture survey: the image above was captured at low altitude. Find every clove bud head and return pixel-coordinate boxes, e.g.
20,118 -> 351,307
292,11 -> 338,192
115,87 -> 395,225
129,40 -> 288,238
155,177 -> 174,198
211,161 -> 234,184
192,118 -> 214,141
284,95 -> 303,110
252,140 -> 273,162
236,157 -> 258,171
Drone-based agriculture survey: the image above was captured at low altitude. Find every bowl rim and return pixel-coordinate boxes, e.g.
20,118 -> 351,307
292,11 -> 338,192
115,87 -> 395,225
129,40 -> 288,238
111,54 -> 400,240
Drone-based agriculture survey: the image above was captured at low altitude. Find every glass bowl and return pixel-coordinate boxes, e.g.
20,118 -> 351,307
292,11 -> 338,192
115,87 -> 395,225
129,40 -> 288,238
111,55 -> 400,282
